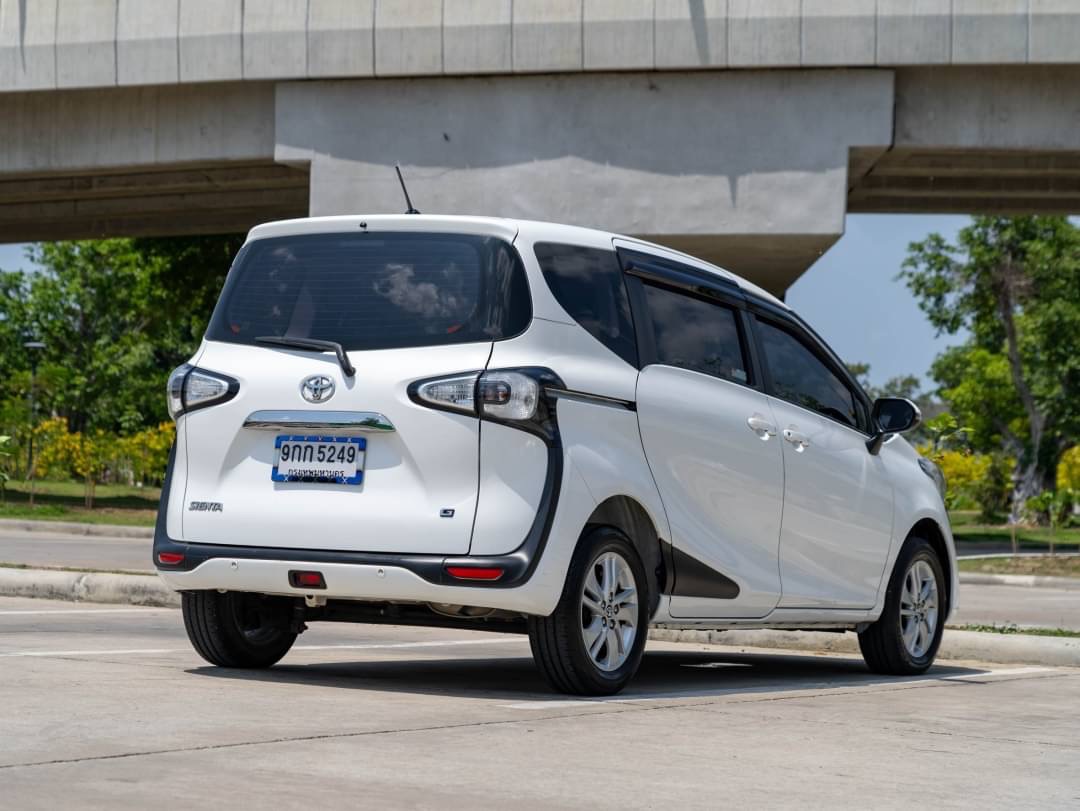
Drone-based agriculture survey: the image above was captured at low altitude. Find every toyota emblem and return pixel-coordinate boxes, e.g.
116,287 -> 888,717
300,374 -> 336,403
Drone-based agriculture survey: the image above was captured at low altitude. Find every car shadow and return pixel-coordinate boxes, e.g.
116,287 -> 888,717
189,642 -> 992,703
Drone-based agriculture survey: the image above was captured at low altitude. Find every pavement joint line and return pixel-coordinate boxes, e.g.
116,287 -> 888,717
0,637 -> 529,658
498,666 -> 1061,709
0,607 -> 172,616
4,667 -> 1077,773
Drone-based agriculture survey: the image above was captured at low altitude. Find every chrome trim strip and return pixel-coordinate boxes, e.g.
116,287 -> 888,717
243,410 -> 396,432
547,388 -> 636,411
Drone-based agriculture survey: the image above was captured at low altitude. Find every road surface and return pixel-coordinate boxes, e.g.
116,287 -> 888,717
1,595 -> 1078,808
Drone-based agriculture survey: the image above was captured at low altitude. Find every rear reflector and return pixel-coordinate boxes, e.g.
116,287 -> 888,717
289,570 -> 327,589
445,566 -> 504,581
157,552 -> 184,565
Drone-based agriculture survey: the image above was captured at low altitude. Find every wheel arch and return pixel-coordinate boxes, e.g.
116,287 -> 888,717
584,495 -> 666,616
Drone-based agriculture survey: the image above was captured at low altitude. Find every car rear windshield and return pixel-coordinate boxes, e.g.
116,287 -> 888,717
206,232 -> 531,351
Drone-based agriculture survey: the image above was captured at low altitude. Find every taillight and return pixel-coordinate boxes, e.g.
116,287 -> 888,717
409,367 -> 562,442
412,372 -> 479,415
478,371 -> 539,421
167,364 -> 239,419
157,551 -> 184,565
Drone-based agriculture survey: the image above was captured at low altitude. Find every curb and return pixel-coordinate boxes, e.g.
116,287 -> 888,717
0,567 -> 179,607
0,518 -> 153,539
2,566 -> 1077,668
960,572 -> 1080,590
648,628 -> 1080,668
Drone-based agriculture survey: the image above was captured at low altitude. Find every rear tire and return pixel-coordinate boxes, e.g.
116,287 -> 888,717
528,527 -> 649,696
182,590 -> 297,668
858,536 -> 946,675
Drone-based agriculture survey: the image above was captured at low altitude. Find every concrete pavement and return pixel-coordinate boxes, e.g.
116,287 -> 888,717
2,595 -> 1078,808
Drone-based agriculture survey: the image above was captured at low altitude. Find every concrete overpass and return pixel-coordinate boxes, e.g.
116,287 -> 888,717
2,1 -> 1080,293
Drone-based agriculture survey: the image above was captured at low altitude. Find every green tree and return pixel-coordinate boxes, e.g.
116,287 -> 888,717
901,216 -> 1080,518
0,236 -> 241,435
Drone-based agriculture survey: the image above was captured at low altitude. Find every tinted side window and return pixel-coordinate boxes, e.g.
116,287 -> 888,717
643,283 -> 749,384
534,243 -> 637,366
757,319 -> 859,429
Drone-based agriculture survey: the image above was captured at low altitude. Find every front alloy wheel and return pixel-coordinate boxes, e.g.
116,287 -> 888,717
899,559 -> 939,659
859,536 -> 946,675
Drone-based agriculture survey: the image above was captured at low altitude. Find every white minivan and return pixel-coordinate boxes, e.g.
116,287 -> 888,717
156,215 -> 956,695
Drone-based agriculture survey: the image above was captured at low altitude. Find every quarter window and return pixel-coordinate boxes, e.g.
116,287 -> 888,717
534,243 -> 637,366
643,283 -> 749,384
756,319 -> 860,429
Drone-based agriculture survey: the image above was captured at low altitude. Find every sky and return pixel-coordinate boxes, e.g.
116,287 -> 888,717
787,214 -> 969,388
0,213 -> 968,388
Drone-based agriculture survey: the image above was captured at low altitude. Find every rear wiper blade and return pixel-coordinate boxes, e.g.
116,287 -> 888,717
254,336 -> 356,378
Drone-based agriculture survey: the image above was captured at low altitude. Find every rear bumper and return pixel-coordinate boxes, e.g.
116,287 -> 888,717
156,556 -> 552,614
153,435 -> 564,611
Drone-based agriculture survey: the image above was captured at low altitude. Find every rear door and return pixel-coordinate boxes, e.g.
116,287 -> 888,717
180,228 -> 531,555
627,255 -> 785,618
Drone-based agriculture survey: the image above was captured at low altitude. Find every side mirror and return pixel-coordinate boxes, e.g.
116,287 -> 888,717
866,397 -> 921,455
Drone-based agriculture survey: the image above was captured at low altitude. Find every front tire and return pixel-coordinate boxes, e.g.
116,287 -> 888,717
528,527 -> 649,696
858,536 -> 946,675
182,590 -> 297,668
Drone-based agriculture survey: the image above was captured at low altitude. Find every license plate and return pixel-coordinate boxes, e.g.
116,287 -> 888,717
272,436 -> 366,485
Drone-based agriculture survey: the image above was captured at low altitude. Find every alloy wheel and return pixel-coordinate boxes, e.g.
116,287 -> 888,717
580,551 -> 639,672
899,559 -> 939,659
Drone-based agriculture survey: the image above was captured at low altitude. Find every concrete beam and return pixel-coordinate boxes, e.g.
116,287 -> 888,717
654,0 -> 727,69
802,0 -> 875,66
0,0 -> 58,91
512,0 -> 582,73
0,162 -> 308,241
876,0 -> 952,65
375,0 -> 443,77
116,0 -> 178,86
0,83 -> 276,174
1029,0 -> 1080,63
952,0 -> 1028,64
243,0 -> 308,80
56,0 -> 116,88
444,0 -> 512,75
583,0 -> 652,71
894,66 -> 1080,151
728,0 -> 800,68
307,0 -> 375,78
179,0 -> 243,82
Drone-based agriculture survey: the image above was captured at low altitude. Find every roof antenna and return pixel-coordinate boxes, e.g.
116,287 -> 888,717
395,163 -> 420,215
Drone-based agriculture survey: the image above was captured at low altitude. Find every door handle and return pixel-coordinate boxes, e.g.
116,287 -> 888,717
746,414 -> 777,438
783,428 -> 810,451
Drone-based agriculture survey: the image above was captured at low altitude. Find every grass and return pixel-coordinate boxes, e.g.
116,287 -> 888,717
0,479 -> 158,527
949,623 -> 1080,639
959,555 -> 1080,578
949,510 -> 1080,552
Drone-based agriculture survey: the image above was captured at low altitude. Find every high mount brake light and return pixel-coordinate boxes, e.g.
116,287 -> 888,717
167,364 -> 239,419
